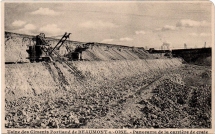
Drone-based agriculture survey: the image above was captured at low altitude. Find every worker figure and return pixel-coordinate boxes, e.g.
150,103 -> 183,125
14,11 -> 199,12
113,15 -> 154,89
79,52 -> 83,61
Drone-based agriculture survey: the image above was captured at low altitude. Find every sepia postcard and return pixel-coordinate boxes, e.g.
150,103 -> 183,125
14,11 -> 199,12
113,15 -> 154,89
1,1 -> 214,134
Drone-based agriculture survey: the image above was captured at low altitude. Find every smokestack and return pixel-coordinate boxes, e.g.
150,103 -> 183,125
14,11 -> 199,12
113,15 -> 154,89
184,43 -> 187,49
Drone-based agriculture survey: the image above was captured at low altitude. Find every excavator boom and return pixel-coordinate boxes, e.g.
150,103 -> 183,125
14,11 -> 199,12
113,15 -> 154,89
49,32 -> 71,55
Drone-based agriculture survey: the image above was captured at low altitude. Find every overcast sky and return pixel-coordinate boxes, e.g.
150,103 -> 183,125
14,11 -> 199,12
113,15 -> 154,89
4,2 -> 213,49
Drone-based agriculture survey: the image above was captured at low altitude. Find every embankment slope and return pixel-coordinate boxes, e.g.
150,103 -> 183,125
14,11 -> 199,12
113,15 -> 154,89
5,59 -> 182,100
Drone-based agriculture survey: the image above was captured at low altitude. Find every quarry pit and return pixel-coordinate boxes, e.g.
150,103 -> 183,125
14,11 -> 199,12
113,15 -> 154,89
4,32 -> 212,128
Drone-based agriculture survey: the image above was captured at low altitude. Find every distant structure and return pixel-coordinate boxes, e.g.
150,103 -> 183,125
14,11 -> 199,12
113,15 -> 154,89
161,42 -> 170,50
184,43 -> 187,49
204,42 -> 206,48
149,48 -> 155,53
145,46 -> 148,50
161,46 -> 163,50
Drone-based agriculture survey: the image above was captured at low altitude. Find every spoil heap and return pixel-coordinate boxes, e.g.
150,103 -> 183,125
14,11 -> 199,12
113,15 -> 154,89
5,32 -> 154,63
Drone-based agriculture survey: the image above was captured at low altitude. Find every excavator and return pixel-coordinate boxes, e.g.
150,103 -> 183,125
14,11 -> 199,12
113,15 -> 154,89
26,32 -> 90,62
26,32 -> 71,62
26,32 -> 86,79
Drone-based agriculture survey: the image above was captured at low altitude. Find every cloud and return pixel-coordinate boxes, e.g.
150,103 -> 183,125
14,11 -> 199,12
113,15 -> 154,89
156,25 -> 177,31
12,20 -> 26,27
189,32 -> 211,37
79,20 -> 118,29
155,19 -> 209,32
31,8 -> 59,16
39,24 -> 63,36
18,24 -> 37,34
135,30 -> 146,35
162,25 -> 177,31
120,37 -> 133,41
23,24 -> 36,31
101,39 -> 114,43
176,19 -> 209,27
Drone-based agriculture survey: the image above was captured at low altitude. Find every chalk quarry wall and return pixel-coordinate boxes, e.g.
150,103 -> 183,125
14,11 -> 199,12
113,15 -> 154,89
5,32 -> 182,100
5,59 -> 182,100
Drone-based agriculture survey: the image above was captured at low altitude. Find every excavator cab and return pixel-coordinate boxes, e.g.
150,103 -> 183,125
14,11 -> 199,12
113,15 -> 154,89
26,33 -> 52,62
65,43 -> 90,61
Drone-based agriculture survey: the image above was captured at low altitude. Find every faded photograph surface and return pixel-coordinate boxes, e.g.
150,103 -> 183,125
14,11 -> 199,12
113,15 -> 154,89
4,2 -> 213,129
